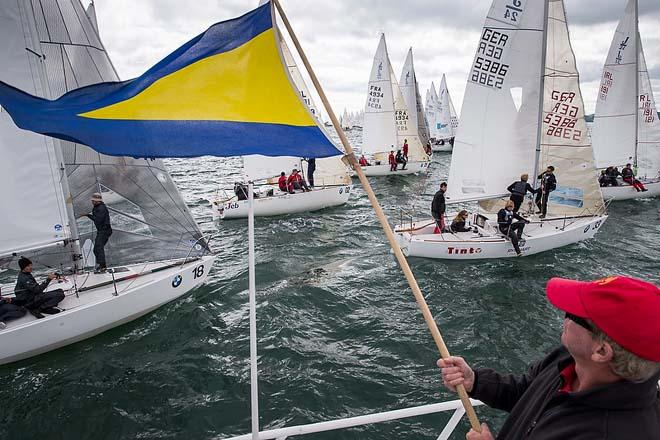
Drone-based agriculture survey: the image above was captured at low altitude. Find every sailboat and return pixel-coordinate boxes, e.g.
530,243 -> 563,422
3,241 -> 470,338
435,74 -> 458,149
591,0 -> 660,200
211,16 -> 351,220
0,0 -> 214,364
394,0 -> 608,259
361,34 -> 431,176
399,48 -> 430,148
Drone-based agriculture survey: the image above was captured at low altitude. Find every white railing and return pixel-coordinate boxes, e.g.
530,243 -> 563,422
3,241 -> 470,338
222,398 -> 483,440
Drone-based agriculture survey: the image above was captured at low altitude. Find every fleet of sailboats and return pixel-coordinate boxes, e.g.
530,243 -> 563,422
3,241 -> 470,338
361,34 -> 431,176
0,0 -> 655,364
591,0 -> 660,200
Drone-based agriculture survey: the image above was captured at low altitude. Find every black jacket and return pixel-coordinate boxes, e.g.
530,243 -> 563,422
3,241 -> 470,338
497,209 -> 524,227
431,190 -> 446,219
538,172 -> 557,193
450,219 -> 471,233
14,271 -> 51,304
507,181 -> 535,197
470,346 -> 660,440
621,167 -> 634,179
87,202 -> 112,232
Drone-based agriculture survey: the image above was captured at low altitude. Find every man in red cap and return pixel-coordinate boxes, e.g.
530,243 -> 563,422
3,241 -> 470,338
438,276 -> 660,439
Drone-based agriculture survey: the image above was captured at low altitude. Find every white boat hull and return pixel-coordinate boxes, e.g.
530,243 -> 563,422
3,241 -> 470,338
214,185 -> 352,220
361,160 -> 430,176
0,255 -> 215,365
394,214 -> 607,259
601,180 -> 660,200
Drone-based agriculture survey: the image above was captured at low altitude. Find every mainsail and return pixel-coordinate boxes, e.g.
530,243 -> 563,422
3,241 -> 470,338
426,83 -> 440,140
362,34 -> 397,155
399,48 -> 429,145
13,0 -> 208,267
592,0 -> 660,179
390,61 -> 426,161
591,0 -> 638,169
436,74 -> 455,140
447,0 -> 545,203
0,2 -> 70,258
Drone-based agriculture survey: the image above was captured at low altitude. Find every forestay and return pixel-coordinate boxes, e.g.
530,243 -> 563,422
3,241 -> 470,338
540,0 -> 603,216
0,2 -> 70,257
363,34 -> 397,155
637,43 -> 660,178
591,0 -> 638,169
447,0 -> 545,203
24,0 -> 208,267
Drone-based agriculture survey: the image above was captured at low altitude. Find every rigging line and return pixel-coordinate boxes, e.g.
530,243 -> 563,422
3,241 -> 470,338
40,40 -> 104,53
148,165 -> 200,232
69,0 -> 96,48
118,169 -> 199,235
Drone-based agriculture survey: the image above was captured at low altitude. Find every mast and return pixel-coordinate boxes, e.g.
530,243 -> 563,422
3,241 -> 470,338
633,0 -> 639,170
532,0 -> 550,188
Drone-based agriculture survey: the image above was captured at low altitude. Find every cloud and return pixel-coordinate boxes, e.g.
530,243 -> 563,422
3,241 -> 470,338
92,0 -> 660,115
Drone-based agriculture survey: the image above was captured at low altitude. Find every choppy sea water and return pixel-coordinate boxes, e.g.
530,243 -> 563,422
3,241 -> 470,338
0,130 -> 658,440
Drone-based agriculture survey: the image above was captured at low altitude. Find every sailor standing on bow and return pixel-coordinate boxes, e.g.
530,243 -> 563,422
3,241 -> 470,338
81,193 -> 113,273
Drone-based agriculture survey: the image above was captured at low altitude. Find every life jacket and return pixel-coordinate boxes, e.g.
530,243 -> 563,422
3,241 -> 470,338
388,154 -> 395,164
510,181 -> 528,196
278,175 -> 287,191
359,157 -> 368,166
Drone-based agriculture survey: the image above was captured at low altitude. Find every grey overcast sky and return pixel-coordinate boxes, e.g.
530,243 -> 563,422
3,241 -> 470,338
93,0 -> 660,116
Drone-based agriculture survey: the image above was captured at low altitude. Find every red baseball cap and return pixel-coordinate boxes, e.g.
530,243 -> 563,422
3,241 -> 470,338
546,276 -> 660,362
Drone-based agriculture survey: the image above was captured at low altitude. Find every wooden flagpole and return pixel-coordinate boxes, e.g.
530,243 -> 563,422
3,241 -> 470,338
271,0 -> 481,432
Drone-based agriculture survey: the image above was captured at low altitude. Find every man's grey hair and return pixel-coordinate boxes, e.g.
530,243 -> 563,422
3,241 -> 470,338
592,327 -> 660,382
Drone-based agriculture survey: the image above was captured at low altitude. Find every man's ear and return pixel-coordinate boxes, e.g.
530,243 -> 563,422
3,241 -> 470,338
591,340 -> 614,364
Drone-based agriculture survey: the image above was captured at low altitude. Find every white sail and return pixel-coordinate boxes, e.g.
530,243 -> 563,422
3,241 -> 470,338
637,40 -> 660,178
427,83 -> 440,139
448,88 -> 459,133
390,61 -> 426,160
399,48 -> 429,145
0,2 -> 70,257
540,0 -> 603,215
591,0 -> 638,169
341,108 -> 351,129
280,36 -> 323,123
85,1 -> 99,34
436,74 -> 455,139
363,34 -> 398,155
447,0 -> 545,203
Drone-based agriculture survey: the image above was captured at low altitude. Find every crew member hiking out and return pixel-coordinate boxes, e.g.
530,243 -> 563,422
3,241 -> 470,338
14,257 -> 65,319
621,163 -> 648,192
536,166 -> 556,218
431,182 -> 447,234
438,275 -> 660,440
497,200 -> 529,256
82,192 -> 113,273
507,174 -> 536,213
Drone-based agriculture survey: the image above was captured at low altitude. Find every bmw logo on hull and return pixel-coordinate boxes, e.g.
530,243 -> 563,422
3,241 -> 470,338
171,275 -> 183,288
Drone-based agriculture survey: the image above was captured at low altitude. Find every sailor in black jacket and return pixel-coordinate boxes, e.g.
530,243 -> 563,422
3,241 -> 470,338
507,173 -> 536,213
83,193 -> 113,272
431,182 -> 448,233
438,276 -> 660,440
535,166 -> 556,218
14,257 -> 64,318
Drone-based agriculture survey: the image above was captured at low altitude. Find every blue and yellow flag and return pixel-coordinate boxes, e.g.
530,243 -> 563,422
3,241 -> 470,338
0,2 -> 340,159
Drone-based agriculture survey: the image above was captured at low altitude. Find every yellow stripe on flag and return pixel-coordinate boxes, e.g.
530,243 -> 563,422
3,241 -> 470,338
79,28 -> 315,126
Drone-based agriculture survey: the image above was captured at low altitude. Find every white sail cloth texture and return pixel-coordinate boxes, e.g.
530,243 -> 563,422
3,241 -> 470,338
447,0 -> 545,203
637,44 -> 660,178
436,75 -> 455,139
399,49 -> 429,145
540,0 -> 604,216
0,2 -> 70,258
363,35 -> 398,155
591,0 -> 638,169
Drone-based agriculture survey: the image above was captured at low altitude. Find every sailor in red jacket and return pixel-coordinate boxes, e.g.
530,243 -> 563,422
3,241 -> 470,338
287,168 -> 310,192
438,276 -> 660,440
388,149 -> 397,171
277,172 -> 287,192
358,154 -> 370,167
402,138 -> 409,161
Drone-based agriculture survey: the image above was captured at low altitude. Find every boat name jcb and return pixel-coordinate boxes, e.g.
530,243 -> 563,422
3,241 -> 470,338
447,246 -> 482,255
